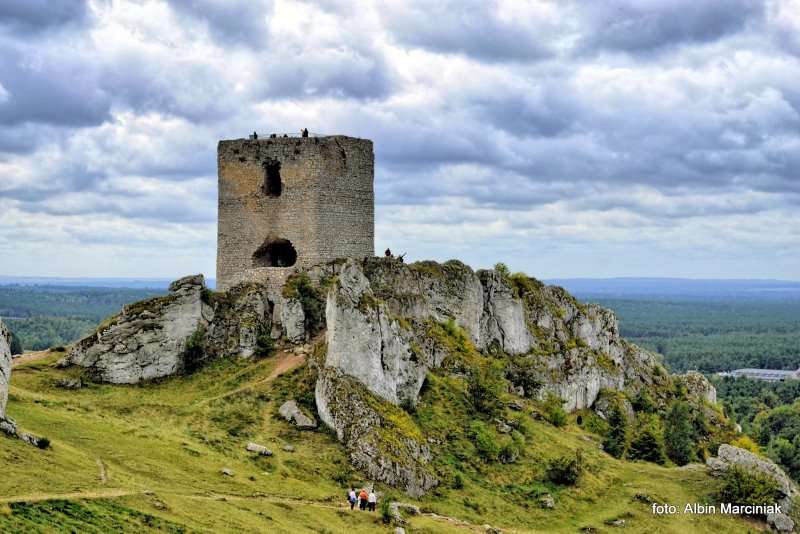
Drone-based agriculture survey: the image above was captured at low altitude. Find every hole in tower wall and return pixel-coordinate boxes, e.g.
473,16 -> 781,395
263,160 -> 282,197
252,238 -> 297,268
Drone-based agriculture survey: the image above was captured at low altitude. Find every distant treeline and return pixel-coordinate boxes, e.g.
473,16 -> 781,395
590,298 -> 800,373
0,286 -> 164,351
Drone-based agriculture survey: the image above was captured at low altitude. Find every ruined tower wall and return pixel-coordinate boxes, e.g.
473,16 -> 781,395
217,135 -> 374,291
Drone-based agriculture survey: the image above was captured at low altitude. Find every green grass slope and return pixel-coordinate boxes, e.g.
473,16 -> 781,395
1,350 -> 766,533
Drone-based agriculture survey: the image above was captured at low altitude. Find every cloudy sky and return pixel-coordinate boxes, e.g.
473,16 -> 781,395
1,0 -> 798,281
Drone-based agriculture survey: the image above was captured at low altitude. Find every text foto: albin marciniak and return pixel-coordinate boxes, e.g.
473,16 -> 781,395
651,503 -> 783,515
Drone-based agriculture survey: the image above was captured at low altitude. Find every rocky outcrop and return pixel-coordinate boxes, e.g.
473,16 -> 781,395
314,257 -> 680,495
66,276 -> 277,383
324,261 -> 444,407
1,321 -> 44,445
316,367 -> 437,497
678,371 -> 717,405
708,444 -> 797,532
321,258 -> 668,412
1,319 -> 11,420
67,275 -> 213,383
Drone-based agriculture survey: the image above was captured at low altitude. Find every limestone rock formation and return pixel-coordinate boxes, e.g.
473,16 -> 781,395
316,368 -> 437,497
320,258 -> 669,412
313,257 -> 682,495
67,275 -> 213,383
678,371 -> 717,404
66,276 -> 278,383
278,400 -> 317,429
1,319 -> 12,420
708,444 -> 797,532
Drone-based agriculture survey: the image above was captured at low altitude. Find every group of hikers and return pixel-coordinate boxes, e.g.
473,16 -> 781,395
348,488 -> 377,511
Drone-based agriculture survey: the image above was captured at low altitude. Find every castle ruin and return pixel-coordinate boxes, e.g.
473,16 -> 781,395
216,134 -> 374,291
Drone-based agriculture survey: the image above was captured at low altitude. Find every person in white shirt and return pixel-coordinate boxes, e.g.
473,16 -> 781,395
368,491 -> 377,512
348,488 -> 357,510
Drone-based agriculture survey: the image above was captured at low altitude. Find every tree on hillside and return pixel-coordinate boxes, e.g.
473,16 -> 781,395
665,401 -> 695,465
628,414 -> 667,464
603,400 -> 629,458
467,363 -> 504,417
9,329 -> 23,355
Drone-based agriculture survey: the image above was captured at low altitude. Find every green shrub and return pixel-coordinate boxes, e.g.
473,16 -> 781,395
717,466 -> 779,509
632,390 -> 656,413
36,437 -> 50,450
542,393 -> 567,427
507,357 -> 542,398
546,450 -> 584,485
8,330 -> 23,355
602,399 -> 629,458
254,325 -> 275,358
665,401 -> 695,465
467,364 -> 505,417
452,472 -> 465,489
494,262 -> 510,279
380,499 -> 392,524
468,421 -> 500,461
628,414 -> 667,464
183,327 -> 207,373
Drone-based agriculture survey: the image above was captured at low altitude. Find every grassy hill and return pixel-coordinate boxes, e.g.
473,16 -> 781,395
1,348 -> 767,533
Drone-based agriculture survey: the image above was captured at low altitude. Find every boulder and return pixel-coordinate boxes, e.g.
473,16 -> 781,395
0,319 -> 11,420
539,494 -> 555,509
769,512 -> 795,533
707,444 -> 798,531
279,400 -> 317,429
55,378 -> 82,390
221,468 -> 234,476
245,442 -> 273,456
279,298 -> 306,343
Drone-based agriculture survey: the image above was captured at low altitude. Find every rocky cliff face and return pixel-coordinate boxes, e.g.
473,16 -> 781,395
67,275 -> 214,383
0,319 -> 11,420
313,257 -> 688,494
318,258 -> 670,412
66,275 -> 295,383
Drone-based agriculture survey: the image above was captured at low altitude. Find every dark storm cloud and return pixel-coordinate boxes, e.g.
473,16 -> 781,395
577,0 -> 766,53
0,0 -> 89,34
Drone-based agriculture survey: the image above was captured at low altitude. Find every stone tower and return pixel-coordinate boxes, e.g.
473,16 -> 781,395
216,135 -> 374,291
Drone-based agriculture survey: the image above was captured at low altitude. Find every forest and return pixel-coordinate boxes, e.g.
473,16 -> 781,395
0,285 -> 163,351
590,298 -> 800,373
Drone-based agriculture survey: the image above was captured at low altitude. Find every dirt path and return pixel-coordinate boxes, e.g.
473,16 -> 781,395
198,351 -> 306,405
11,350 -> 52,369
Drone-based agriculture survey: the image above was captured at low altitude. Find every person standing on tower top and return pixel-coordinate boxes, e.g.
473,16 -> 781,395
301,128 -> 309,137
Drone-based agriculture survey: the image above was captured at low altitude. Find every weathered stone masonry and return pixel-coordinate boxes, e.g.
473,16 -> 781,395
216,135 -> 375,291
